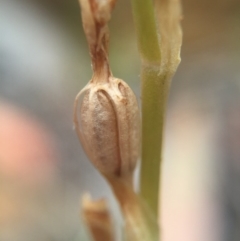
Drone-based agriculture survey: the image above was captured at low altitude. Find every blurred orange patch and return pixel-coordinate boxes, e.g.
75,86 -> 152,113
0,101 -> 58,187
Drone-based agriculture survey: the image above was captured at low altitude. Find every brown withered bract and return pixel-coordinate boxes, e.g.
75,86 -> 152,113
82,194 -> 115,241
74,0 -> 140,179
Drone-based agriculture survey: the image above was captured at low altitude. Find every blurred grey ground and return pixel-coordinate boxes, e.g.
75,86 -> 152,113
0,0 -> 240,240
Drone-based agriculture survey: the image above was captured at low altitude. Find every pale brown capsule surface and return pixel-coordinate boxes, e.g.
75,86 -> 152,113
74,77 -> 140,178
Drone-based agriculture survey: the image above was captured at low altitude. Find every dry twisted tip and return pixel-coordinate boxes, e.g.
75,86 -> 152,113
74,0 -> 140,182
79,0 -> 115,79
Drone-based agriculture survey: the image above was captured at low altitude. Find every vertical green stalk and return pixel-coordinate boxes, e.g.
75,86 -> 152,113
131,0 -> 166,218
130,0 -> 160,63
141,69 -> 169,219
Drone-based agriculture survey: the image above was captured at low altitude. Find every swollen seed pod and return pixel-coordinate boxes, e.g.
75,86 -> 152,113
74,0 -> 140,179
74,77 -> 140,178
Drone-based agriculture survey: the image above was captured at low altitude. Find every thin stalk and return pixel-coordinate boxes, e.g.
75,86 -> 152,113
131,0 -> 165,218
141,68 -> 170,219
130,0 -> 161,63
107,177 -> 159,241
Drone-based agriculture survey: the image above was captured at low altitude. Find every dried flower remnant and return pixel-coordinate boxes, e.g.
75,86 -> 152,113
74,0 -> 140,180
82,194 -> 116,241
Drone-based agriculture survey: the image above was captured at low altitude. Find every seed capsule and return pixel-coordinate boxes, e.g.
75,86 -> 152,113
74,77 -> 140,178
74,0 -> 140,179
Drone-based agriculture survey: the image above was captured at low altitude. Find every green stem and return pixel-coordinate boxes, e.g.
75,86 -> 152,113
141,67 -> 169,218
130,0 -> 161,63
131,0 -> 168,219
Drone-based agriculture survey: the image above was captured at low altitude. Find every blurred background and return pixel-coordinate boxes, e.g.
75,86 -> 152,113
1,0 -> 240,240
